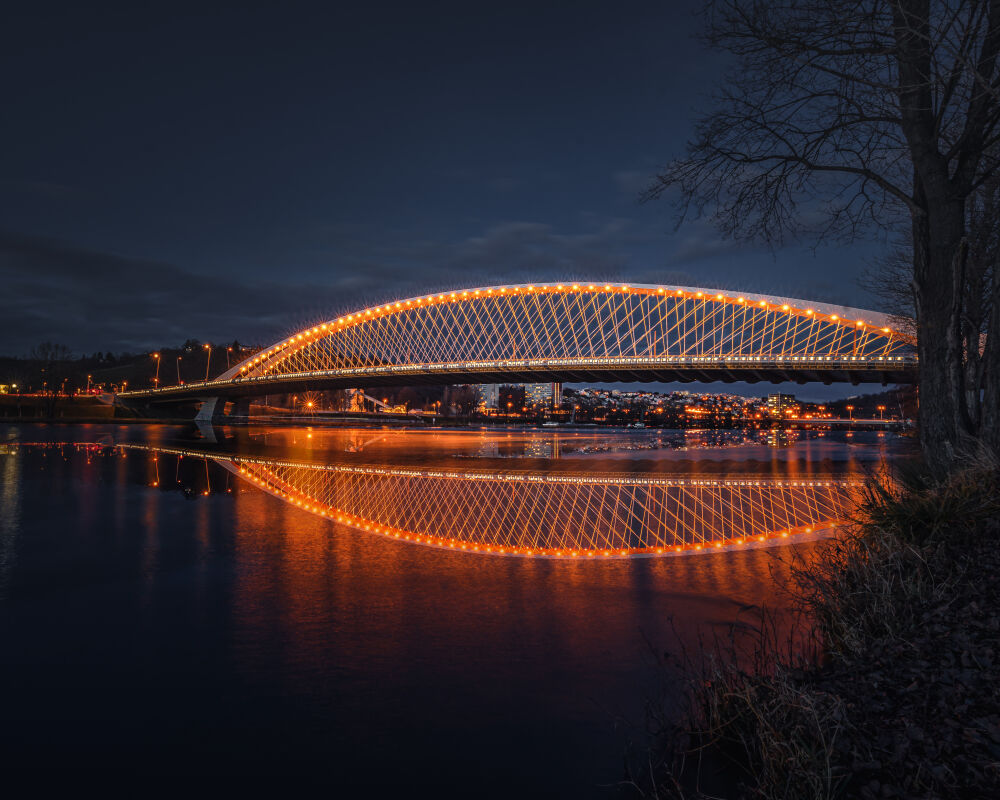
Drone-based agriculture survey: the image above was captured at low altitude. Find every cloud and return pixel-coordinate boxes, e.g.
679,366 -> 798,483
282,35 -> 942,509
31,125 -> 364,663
0,219 -> 664,356
485,176 -> 520,192
295,217 -> 664,300
1,180 -> 84,202
665,219 -> 752,265
0,233 -> 349,356
0,217 -> 879,358
613,169 -> 652,197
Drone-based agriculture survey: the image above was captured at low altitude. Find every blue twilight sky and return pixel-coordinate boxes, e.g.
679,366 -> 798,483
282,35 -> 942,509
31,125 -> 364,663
0,2 -> 894,398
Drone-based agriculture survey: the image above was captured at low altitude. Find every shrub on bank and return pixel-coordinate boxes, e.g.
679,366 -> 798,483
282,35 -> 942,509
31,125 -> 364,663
648,455 -> 1000,799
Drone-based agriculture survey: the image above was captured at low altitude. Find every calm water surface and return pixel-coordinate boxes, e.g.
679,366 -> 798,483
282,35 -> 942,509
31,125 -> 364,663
0,424 -> 910,794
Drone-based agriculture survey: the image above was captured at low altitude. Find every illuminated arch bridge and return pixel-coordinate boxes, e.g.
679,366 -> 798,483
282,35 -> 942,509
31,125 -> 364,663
121,282 -> 917,404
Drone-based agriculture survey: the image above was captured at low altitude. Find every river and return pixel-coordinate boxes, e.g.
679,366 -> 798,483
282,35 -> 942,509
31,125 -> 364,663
0,423 -> 911,794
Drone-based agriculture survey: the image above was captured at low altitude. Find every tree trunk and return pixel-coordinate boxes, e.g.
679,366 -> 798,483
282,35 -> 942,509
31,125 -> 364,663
981,270 -> 1000,455
913,198 -> 969,470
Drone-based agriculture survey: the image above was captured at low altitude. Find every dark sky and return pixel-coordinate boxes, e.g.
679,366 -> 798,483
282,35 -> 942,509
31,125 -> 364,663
1,2 -> 891,397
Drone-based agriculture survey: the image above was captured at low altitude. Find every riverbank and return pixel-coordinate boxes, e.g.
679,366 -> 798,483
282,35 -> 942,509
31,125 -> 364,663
655,455 -> 1000,799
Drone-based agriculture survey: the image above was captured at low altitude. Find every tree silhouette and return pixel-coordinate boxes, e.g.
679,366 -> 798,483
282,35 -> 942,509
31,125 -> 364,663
646,0 -> 1000,466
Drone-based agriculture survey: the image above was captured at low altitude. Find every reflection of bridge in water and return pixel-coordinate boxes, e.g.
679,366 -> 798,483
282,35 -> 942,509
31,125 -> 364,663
116,442 -> 860,558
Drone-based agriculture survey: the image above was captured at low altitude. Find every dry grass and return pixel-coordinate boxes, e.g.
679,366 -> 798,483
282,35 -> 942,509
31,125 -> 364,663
640,450 -> 1000,800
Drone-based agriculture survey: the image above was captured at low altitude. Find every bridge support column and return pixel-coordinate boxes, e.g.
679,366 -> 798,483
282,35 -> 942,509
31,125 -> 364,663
195,397 -> 251,424
194,397 -> 225,424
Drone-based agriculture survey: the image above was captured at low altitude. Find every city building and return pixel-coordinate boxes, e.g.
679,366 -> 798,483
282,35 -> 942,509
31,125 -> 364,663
498,384 -> 526,415
524,382 -> 561,410
475,383 -> 499,412
767,393 -> 797,414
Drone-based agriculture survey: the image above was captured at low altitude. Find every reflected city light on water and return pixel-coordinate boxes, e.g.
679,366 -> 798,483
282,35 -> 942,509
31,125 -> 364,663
0,425 -> 912,793
6,437 -> 862,557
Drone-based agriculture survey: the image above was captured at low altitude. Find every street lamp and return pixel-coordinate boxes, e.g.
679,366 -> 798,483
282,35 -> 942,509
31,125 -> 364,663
86,374 -> 92,393
226,346 -> 232,369
203,343 -> 212,382
877,404 -> 886,420
152,353 -> 160,387
176,356 -> 183,384
846,404 -> 854,420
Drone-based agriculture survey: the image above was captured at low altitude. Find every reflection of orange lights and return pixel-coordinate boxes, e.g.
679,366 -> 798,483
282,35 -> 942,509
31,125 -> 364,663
220,451 -> 858,559
52,442 -> 857,561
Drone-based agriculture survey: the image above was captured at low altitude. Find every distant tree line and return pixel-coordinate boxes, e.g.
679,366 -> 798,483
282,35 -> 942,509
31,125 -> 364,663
0,340 -> 256,394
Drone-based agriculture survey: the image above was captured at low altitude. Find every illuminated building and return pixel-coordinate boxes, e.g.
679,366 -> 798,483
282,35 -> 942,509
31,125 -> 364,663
525,382 -> 561,410
499,384 -> 526,414
475,383 -> 499,412
767,393 -> 797,414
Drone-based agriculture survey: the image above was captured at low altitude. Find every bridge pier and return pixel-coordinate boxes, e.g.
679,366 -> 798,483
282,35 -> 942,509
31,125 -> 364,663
194,397 -> 224,424
194,397 -> 251,424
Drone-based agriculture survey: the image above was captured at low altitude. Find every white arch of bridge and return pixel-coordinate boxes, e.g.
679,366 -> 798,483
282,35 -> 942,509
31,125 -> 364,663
220,281 -> 912,381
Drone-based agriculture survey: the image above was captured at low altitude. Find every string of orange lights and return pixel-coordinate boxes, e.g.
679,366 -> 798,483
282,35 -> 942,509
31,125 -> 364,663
227,283 -> 913,383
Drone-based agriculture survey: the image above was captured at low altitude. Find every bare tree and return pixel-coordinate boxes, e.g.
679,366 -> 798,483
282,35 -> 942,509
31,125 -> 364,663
645,0 -> 1000,467
860,240 -> 918,331
864,170 -> 999,425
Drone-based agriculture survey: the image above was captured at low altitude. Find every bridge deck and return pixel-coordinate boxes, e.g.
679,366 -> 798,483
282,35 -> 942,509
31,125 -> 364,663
120,355 -> 918,403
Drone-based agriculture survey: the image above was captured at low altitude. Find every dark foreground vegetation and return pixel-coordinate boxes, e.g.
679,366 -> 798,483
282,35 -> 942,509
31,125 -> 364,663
646,455 -> 1000,799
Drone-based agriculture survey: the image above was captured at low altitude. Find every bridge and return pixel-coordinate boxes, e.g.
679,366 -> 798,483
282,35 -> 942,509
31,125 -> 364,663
118,283 -> 917,414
